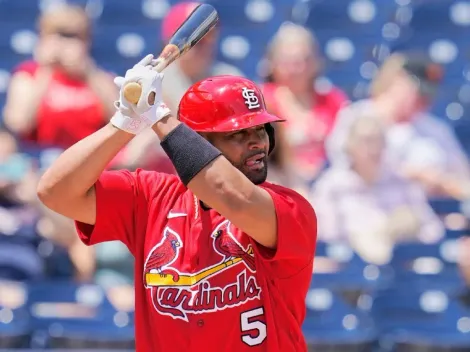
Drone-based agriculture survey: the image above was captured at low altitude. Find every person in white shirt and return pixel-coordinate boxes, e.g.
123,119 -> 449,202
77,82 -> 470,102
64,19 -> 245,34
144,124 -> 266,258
310,113 -> 444,265
326,52 -> 470,199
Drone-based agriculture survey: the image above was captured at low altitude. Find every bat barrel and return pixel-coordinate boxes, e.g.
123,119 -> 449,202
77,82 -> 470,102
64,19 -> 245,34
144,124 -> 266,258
122,3 -> 218,105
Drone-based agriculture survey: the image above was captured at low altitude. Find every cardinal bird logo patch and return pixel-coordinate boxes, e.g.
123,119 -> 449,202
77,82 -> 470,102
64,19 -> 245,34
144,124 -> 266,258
143,220 -> 261,321
143,228 -> 183,288
211,222 -> 256,272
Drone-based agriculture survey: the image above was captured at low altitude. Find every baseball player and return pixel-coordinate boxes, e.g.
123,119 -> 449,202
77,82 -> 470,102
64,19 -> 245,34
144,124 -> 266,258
37,55 -> 317,351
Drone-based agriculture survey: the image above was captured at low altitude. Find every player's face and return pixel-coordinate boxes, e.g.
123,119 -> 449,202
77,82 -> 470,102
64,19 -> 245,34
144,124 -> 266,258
205,126 -> 270,185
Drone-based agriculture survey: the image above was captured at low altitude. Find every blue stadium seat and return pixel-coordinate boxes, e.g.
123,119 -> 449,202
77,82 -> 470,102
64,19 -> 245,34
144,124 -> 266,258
404,0 -> 470,35
37,240 -> 75,279
0,0 -> 40,25
303,288 -> 377,348
0,304 -> 31,349
372,288 -> 470,350
0,280 -> 31,349
91,23 -> 162,75
389,240 -> 465,293
0,214 -> 40,248
98,0 -> 164,27
454,123 -> 470,155
304,0 -> 396,33
428,198 -> 462,214
0,243 -> 44,281
0,23 -> 36,72
27,280 -> 134,348
313,30 -> 384,87
209,0 -> 286,27
216,24 -> 282,80
41,319 -> 135,349
312,242 -> 393,291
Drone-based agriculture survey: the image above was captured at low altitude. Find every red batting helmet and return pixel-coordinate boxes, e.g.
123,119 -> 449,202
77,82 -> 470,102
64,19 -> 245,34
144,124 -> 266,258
177,75 -> 284,154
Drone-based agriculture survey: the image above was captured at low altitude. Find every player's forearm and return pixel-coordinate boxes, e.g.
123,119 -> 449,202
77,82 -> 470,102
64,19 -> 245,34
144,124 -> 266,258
152,115 -> 254,211
38,122 -> 134,202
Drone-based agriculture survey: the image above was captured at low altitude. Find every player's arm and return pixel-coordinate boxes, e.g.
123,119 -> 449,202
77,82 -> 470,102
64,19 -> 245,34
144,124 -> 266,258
37,55 -> 167,227
37,123 -> 134,225
152,117 -> 278,249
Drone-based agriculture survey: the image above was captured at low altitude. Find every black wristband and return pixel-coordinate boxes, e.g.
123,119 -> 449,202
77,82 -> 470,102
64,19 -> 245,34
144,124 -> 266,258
160,123 -> 222,186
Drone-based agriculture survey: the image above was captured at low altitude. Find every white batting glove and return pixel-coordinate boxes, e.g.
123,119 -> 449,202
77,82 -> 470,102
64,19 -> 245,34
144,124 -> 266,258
111,54 -> 171,134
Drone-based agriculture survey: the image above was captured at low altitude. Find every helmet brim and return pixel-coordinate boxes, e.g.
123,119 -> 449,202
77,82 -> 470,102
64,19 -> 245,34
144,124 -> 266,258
191,111 -> 285,133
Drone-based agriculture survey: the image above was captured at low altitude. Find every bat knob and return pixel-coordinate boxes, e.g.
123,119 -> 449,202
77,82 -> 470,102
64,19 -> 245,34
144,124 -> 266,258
123,82 -> 157,106
123,82 -> 142,105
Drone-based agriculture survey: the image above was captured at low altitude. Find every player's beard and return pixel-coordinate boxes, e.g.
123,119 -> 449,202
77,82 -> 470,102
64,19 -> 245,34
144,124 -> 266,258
234,152 -> 269,185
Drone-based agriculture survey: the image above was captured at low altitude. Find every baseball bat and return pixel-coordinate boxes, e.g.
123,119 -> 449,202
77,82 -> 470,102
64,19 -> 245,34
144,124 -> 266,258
123,3 -> 219,105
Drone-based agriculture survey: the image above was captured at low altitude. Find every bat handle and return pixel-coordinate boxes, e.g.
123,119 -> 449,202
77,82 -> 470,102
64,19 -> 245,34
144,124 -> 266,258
122,59 -> 168,105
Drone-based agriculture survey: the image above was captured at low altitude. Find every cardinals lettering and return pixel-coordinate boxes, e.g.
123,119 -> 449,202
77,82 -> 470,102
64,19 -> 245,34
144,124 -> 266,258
153,270 -> 261,321
144,220 -> 262,321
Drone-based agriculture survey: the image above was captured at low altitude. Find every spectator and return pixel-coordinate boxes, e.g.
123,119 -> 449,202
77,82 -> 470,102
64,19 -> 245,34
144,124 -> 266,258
310,113 -> 444,265
2,4 -> 117,150
326,52 -> 470,199
261,22 -> 349,193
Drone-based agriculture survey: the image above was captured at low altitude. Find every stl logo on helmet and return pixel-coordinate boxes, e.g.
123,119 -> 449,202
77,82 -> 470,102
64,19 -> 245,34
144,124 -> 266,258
242,87 -> 261,110
143,220 -> 262,322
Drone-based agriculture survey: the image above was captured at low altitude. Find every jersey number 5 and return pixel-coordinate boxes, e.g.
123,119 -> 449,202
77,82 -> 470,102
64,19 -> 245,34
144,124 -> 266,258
240,307 -> 267,346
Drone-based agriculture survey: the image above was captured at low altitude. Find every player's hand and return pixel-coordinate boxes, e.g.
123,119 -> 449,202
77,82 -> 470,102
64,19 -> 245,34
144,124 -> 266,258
114,54 -> 169,118
110,54 -> 171,135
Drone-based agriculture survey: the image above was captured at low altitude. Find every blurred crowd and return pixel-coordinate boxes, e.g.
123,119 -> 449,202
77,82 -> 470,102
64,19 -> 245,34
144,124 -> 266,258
1,0 -> 470,350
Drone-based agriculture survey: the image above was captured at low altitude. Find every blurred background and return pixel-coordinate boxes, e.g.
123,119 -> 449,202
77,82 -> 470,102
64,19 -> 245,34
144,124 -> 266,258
1,0 -> 470,351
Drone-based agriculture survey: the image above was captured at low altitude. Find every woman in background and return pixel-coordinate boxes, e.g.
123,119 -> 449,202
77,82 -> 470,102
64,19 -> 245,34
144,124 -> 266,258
261,23 -> 348,194
3,4 -> 117,150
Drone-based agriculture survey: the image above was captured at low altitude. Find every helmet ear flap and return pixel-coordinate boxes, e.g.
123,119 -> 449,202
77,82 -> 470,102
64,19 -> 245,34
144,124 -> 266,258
265,123 -> 276,155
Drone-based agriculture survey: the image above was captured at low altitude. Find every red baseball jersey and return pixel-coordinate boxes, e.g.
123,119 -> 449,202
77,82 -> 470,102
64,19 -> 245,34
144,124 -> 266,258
75,169 -> 317,352
13,60 -> 108,149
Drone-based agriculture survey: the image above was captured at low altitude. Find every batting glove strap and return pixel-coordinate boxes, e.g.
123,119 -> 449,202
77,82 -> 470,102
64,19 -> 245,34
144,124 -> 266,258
110,111 -> 148,135
141,101 -> 172,125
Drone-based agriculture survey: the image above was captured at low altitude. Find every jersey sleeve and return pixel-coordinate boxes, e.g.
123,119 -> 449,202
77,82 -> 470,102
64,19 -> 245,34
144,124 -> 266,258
252,185 -> 317,269
75,169 -> 178,254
